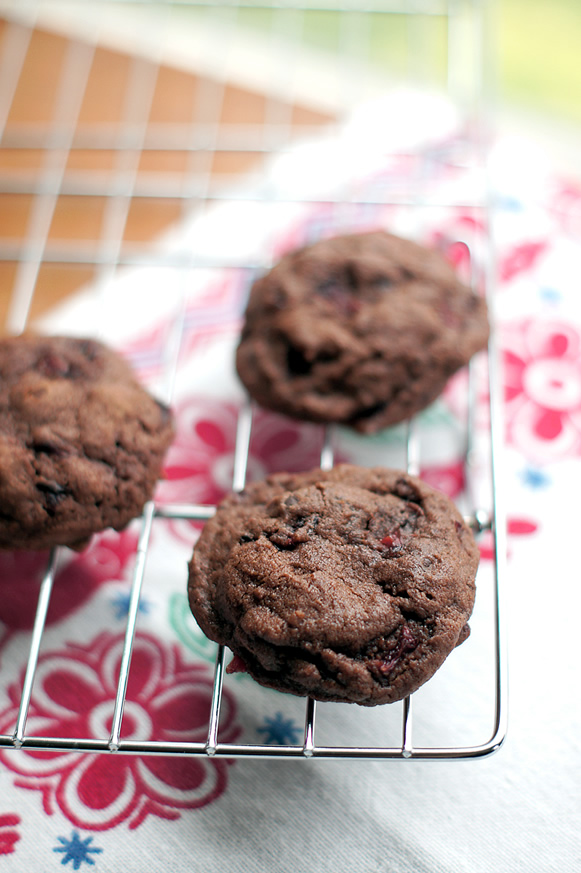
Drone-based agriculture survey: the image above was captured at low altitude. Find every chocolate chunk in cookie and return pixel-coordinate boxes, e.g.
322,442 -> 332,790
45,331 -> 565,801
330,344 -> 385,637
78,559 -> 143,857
188,464 -> 479,706
0,334 -> 174,551
236,231 -> 489,433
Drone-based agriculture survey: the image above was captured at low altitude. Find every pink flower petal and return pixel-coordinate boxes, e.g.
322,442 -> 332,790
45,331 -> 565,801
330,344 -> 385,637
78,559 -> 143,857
445,240 -> 471,270
0,553 -> 50,632
503,350 -> 526,402
162,445 -> 216,481
164,463 -> 202,481
78,529 -> 138,582
0,832 -> 19,856
524,319 -> 581,362
195,420 -> 227,452
41,670 -> 102,716
547,332 -> 571,358
507,518 -> 538,536
143,755 -> 210,793
124,643 -> 163,703
151,685 -> 212,735
75,755 -> 134,812
57,753 -> 139,829
534,408 -> 564,441
419,460 -> 465,498
46,563 -> 106,626
500,241 -> 547,282
256,428 -> 299,460
508,400 -> 581,461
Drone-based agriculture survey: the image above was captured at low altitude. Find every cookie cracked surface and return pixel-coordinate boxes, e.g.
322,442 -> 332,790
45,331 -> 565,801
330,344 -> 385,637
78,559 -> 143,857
236,230 -> 489,433
0,334 -> 174,551
188,464 -> 479,706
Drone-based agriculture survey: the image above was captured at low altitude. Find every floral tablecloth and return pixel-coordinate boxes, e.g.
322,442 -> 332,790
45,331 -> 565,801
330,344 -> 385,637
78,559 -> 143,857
1,95 -> 580,871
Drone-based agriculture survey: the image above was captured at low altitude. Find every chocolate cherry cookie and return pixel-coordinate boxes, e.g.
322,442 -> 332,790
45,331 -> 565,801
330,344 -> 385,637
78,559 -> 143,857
236,230 -> 489,433
0,334 -> 174,551
188,464 -> 479,706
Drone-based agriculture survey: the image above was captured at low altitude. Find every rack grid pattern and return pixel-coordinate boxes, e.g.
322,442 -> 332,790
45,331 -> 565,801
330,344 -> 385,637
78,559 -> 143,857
0,0 -> 506,761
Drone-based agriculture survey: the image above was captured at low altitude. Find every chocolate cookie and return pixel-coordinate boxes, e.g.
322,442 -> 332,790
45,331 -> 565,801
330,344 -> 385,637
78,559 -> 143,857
236,230 -> 489,433
188,464 -> 479,706
0,334 -> 174,551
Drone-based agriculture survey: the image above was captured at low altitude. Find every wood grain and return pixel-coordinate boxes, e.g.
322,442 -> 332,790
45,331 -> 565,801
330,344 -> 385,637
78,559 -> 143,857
0,17 -> 334,331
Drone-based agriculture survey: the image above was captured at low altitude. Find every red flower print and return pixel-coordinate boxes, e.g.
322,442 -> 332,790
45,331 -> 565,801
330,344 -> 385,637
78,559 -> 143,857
0,814 -> 20,855
550,181 -> 581,237
479,516 -> 538,562
502,319 -> 581,461
420,460 -> 465,499
0,530 -> 138,653
429,213 -> 487,284
158,400 -> 248,508
499,241 -> 547,282
0,632 -> 241,831
157,396 -> 343,541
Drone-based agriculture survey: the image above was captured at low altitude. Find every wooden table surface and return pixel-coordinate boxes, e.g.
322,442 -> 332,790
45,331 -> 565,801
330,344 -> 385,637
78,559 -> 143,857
0,15 -> 334,333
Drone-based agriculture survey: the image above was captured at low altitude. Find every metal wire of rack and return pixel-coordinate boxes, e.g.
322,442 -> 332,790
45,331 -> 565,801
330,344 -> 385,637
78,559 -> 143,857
0,0 -> 506,761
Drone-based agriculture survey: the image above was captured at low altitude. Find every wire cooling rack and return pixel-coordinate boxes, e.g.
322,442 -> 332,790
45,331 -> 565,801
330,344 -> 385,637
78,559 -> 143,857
0,0 -> 506,760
